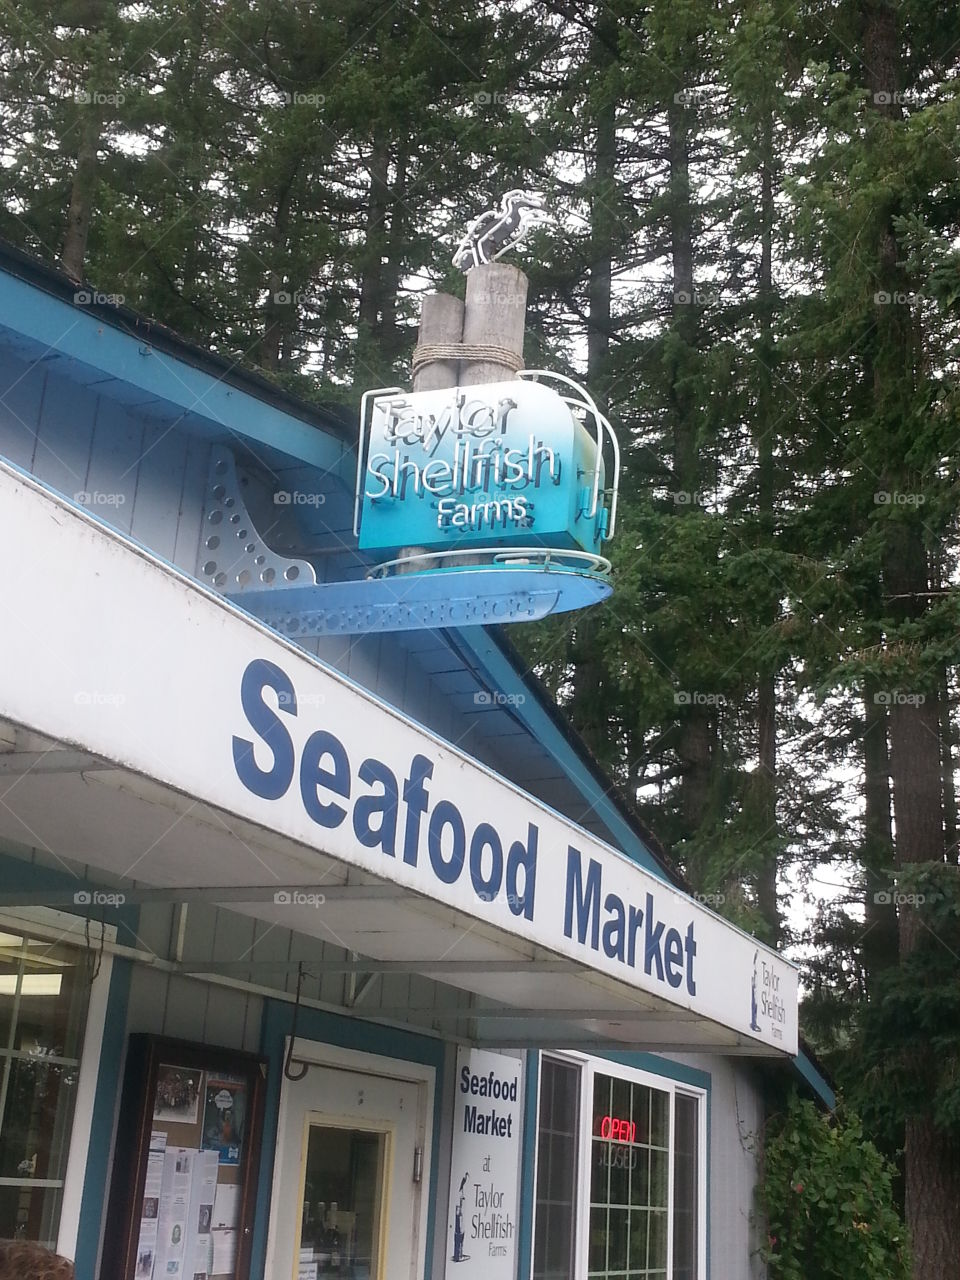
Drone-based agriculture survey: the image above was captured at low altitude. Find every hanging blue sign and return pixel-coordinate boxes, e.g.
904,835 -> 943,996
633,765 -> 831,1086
355,379 -> 609,555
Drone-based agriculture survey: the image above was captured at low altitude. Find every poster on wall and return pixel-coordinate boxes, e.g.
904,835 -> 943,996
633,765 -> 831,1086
201,1075 -> 247,1166
187,1147 -> 219,1278
154,1064 -> 204,1124
445,1048 -> 522,1280
153,1146 -> 197,1277
134,1131 -> 167,1278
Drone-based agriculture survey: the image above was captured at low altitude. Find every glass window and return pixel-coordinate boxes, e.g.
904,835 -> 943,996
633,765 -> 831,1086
0,931 -> 91,1247
297,1124 -> 387,1280
533,1057 -> 580,1280
532,1059 -> 703,1280
671,1093 -> 700,1280
589,1074 -> 670,1280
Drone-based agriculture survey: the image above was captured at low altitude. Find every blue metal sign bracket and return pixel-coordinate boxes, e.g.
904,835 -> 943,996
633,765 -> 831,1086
196,447 -> 612,636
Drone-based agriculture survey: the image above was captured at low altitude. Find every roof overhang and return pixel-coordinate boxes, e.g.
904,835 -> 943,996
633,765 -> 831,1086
0,459 -> 797,1056
0,264 -> 349,476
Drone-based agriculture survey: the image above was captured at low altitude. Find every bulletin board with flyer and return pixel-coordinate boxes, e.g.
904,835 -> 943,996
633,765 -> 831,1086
102,1034 -> 268,1280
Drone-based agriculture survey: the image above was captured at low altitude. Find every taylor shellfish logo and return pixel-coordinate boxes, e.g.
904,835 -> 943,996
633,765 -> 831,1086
452,1170 -> 470,1262
750,949 -> 762,1033
750,948 -> 787,1041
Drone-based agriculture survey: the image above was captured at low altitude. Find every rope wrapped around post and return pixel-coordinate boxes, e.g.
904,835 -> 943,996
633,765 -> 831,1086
411,341 -> 524,377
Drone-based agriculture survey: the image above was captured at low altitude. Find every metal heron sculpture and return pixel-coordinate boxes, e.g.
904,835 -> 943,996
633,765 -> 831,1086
452,190 -> 545,271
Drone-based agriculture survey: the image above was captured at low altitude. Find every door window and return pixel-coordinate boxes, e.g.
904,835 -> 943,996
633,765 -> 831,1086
589,1073 -> 670,1278
297,1124 -> 387,1280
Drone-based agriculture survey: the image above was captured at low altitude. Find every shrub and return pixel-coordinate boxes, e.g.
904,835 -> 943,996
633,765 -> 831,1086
757,1093 -> 909,1280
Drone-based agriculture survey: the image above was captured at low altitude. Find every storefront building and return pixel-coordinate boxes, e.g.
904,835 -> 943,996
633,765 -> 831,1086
0,240 -> 832,1280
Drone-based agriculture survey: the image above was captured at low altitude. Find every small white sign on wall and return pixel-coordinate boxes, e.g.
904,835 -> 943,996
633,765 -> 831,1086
446,1048 -> 522,1280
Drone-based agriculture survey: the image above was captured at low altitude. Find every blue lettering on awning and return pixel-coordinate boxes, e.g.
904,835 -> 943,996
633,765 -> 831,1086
231,659 -> 698,997
563,847 -> 697,995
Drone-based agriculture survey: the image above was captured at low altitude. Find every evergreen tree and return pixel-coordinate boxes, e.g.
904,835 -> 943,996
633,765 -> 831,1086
3,5 -> 960,1262
785,2 -> 960,1270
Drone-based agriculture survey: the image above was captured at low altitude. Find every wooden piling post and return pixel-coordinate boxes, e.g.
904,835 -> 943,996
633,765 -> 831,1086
411,293 -> 465,393
462,262 -> 528,385
401,263 -> 528,570
411,262 -> 528,392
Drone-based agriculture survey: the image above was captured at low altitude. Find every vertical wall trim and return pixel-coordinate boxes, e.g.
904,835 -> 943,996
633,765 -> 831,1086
516,1050 -> 540,1280
73,956 -> 132,1278
429,1041 -> 458,1280
57,951 -> 116,1259
705,1081 -> 712,1280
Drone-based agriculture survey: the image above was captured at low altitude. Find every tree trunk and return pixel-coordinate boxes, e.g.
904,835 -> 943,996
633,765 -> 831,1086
861,3 -> 960,1272
61,103 -> 101,279
939,665 -> 957,864
667,95 -> 698,489
904,1117 -> 960,1276
358,135 -> 391,336
568,625 -> 606,757
586,62 -> 615,389
377,147 -> 409,361
883,539 -> 943,964
567,23 -> 616,758
753,107 -> 779,942
667,92 -> 713,870
754,671 -> 778,937
258,168 -> 297,372
861,677 -> 897,988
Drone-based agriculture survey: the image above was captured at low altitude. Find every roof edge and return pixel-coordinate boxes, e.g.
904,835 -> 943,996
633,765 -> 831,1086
792,1037 -> 837,1110
0,236 -> 353,441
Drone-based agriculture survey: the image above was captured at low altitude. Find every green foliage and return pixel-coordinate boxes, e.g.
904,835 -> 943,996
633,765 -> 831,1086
856,865 -> 960,1139
4,2 -> 960,1245
758,1094 -> 910,1280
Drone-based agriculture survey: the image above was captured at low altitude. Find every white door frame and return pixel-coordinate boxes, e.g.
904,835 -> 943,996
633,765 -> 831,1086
264,1038 -> 435,1280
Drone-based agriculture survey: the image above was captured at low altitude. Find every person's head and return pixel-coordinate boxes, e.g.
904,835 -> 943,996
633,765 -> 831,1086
0,1239 -> 74,1279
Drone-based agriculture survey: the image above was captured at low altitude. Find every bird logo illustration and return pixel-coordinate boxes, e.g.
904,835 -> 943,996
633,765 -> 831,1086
453,191 -> 546,271
750,949 -> 762,1032
452,1170 -> 469,1261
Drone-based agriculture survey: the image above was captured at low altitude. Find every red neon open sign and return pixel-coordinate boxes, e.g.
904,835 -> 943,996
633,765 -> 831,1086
597,1114 -> 636,1143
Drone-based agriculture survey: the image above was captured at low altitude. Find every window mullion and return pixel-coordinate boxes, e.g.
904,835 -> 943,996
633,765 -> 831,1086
666,1084 -> 676,1280
0,937 -> 28,1149
576,1059 -> 592,1280
699,1094 -> 707,1279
